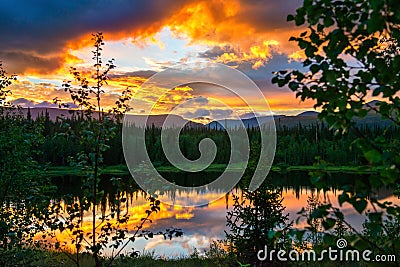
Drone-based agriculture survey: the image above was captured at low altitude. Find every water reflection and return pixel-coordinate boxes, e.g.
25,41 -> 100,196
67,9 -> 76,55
51,172 -> 400,258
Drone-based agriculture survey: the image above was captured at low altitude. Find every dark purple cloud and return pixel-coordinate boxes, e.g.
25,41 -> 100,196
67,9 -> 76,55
184,108 -> 211,119
0,51 -> 63,74
198,46 -> 237,59
109,70 -> 157,79
236,0 -> 301,31
0,0 -> 301,74
0,1 -> 188,53
0,0 -> 193,73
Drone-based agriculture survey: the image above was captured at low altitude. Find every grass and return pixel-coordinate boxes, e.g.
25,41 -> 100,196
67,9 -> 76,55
43,163 -> 379,177
0,248 -> 234,267
275,165 -> 379,173
43,164 -> 129,177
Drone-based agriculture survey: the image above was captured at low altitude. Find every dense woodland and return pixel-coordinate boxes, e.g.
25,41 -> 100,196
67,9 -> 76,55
23,108 -> 400,168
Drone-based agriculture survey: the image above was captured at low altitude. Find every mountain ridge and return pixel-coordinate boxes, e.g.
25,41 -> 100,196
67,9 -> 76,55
16,104 -> 391,129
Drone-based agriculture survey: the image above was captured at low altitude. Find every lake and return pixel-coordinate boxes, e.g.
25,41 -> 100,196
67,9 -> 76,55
51,171 -> 400,258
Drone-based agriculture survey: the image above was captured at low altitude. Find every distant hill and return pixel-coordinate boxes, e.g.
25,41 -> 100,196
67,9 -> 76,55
20,107 -> 203,128
276,112 -> 393,128
275,115 -> 319,128
18,107 -> 393,129
363,100 -> 381,109
207,115 -> 284,130
297,111 -> 319,117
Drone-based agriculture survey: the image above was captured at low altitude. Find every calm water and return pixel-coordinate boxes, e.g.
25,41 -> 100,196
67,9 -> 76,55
51,171 -> 399,258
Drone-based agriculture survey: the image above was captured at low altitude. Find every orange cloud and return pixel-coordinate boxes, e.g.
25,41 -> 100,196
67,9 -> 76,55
215,40 -> 280,69
2,0 -> 311,114
3,0 -> 303,75
152,86 -> 195,113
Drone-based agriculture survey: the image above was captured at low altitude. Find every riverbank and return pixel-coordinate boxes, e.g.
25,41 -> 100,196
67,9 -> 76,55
43,164 -> 379,177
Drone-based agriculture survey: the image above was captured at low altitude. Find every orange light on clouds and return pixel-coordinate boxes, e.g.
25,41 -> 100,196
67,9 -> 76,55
175,213 -> 195,220
288,50 -> 306,62
215,40 -> 280,69
7,0 -> 313,114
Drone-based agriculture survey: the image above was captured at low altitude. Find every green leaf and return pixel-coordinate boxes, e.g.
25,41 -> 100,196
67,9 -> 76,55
364,149 -> 381,164
324,17 -> 334,27
287,14 -> 295,21
322,218 -> 336,230
353,199 -> 367,214
338,192 -> 349,206
310,64 -> 319,74
325,70 -> 336,83
295,15 -> 305,26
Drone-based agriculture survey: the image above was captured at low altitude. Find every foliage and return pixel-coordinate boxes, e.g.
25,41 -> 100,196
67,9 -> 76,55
0,63 -> 15,106
225,182 -> 290,265
51,32 -> 182,267
302,194 -> 324,246
362,212 -> 400,260
203,240 -> 236,266
0,246 -> 239,267
272,0 -> 400,262
0,64 -> 54,253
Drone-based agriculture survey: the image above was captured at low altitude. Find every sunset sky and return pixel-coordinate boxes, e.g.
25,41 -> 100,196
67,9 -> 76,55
1,0 -> 317,119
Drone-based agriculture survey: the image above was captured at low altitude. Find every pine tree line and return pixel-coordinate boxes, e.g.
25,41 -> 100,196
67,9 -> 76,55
21,111 -> 400,167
